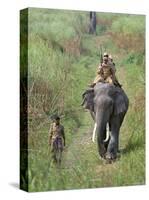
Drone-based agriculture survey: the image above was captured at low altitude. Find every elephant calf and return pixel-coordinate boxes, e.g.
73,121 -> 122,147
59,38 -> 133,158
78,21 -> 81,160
82,82 -> 129,161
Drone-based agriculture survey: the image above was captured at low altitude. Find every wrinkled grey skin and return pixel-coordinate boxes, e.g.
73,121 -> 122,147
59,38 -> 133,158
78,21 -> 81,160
82,82 -> 129,161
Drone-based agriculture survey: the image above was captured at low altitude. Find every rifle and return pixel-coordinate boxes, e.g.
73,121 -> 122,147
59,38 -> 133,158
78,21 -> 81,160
100,46 -> 103,66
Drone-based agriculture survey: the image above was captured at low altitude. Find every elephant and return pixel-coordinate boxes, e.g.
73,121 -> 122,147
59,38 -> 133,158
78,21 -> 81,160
82,82 -> 129,161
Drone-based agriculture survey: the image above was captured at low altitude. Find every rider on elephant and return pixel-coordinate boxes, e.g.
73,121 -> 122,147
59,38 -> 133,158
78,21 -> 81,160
103,52 -> 115,72
48,114 -> 65,162
89,53 -> 121,88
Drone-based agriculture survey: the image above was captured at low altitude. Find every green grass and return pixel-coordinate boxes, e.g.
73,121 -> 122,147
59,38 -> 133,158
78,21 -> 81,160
20,8 -> 145,192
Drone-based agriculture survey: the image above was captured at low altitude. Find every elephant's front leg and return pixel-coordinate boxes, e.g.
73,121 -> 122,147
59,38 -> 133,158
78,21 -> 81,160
106,118 -> 120,161
106,134 -> 119,161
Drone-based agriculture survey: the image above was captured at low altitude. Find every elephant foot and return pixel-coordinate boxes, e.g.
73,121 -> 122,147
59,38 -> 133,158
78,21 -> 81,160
105,153 -> 117,164
98,155 -> 105,161
99,144 -> 107,159
105,159 -> 115,164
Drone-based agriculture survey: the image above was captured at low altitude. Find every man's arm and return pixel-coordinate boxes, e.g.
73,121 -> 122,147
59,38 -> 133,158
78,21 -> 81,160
97,65 -> 103,75
110,62 -> 116,73
110,67 -> 116,80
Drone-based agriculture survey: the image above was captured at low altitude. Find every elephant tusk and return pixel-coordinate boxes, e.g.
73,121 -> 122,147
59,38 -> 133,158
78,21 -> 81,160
104,123 -> 110,142
92,123 -> 97,143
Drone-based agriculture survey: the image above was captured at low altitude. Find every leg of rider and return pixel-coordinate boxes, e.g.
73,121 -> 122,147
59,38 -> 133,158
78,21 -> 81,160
105,76 -> 113,84
89,75 -> 104,87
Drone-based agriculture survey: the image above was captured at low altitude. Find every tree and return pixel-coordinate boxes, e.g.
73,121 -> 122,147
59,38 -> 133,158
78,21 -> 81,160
89,12 -> 96,34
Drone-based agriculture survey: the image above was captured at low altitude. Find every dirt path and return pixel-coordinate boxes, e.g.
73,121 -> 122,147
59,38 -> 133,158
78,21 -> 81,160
62,112 -> 96,168
59,111 -> 119,189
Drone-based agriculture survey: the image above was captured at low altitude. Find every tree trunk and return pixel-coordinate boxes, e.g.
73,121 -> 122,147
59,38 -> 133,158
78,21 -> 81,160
89,12 -> 96,34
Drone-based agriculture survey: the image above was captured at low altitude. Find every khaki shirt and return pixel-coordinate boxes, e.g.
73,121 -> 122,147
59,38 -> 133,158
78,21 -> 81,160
49,123 -> 64,139
49,123 -> 65,146
97,63 -> 114,79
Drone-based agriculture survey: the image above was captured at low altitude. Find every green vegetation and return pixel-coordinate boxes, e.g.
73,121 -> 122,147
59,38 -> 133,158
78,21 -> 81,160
110,15 -> 145,53
21,8 -> 145,191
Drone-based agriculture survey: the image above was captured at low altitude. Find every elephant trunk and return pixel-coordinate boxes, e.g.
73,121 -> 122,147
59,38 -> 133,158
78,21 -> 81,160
97,120 -> 107,157
92,122 -> 110,143
92,111 -> 110,143
96,111 -> 110,156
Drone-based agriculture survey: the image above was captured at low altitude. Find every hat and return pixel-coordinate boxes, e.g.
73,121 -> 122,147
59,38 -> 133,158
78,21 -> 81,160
103,52 -> 108,57
50,114 -> 60,121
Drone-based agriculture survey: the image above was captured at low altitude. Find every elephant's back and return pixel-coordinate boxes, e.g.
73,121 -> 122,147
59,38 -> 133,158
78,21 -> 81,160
94,83 -> 115,95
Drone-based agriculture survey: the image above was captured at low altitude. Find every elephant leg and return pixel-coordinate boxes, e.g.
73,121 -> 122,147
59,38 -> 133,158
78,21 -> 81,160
103,134 -> 110,152
106,133 -> 119,160
106,117 -> 120,160
98,142 -> 106,159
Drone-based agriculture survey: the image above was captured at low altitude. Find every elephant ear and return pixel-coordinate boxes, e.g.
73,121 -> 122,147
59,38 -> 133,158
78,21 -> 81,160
113,90 -> 128,116
82,88 -> 94,99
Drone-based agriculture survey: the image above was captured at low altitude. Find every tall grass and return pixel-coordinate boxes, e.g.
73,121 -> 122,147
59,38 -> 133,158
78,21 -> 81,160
110,15 -> 145,53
